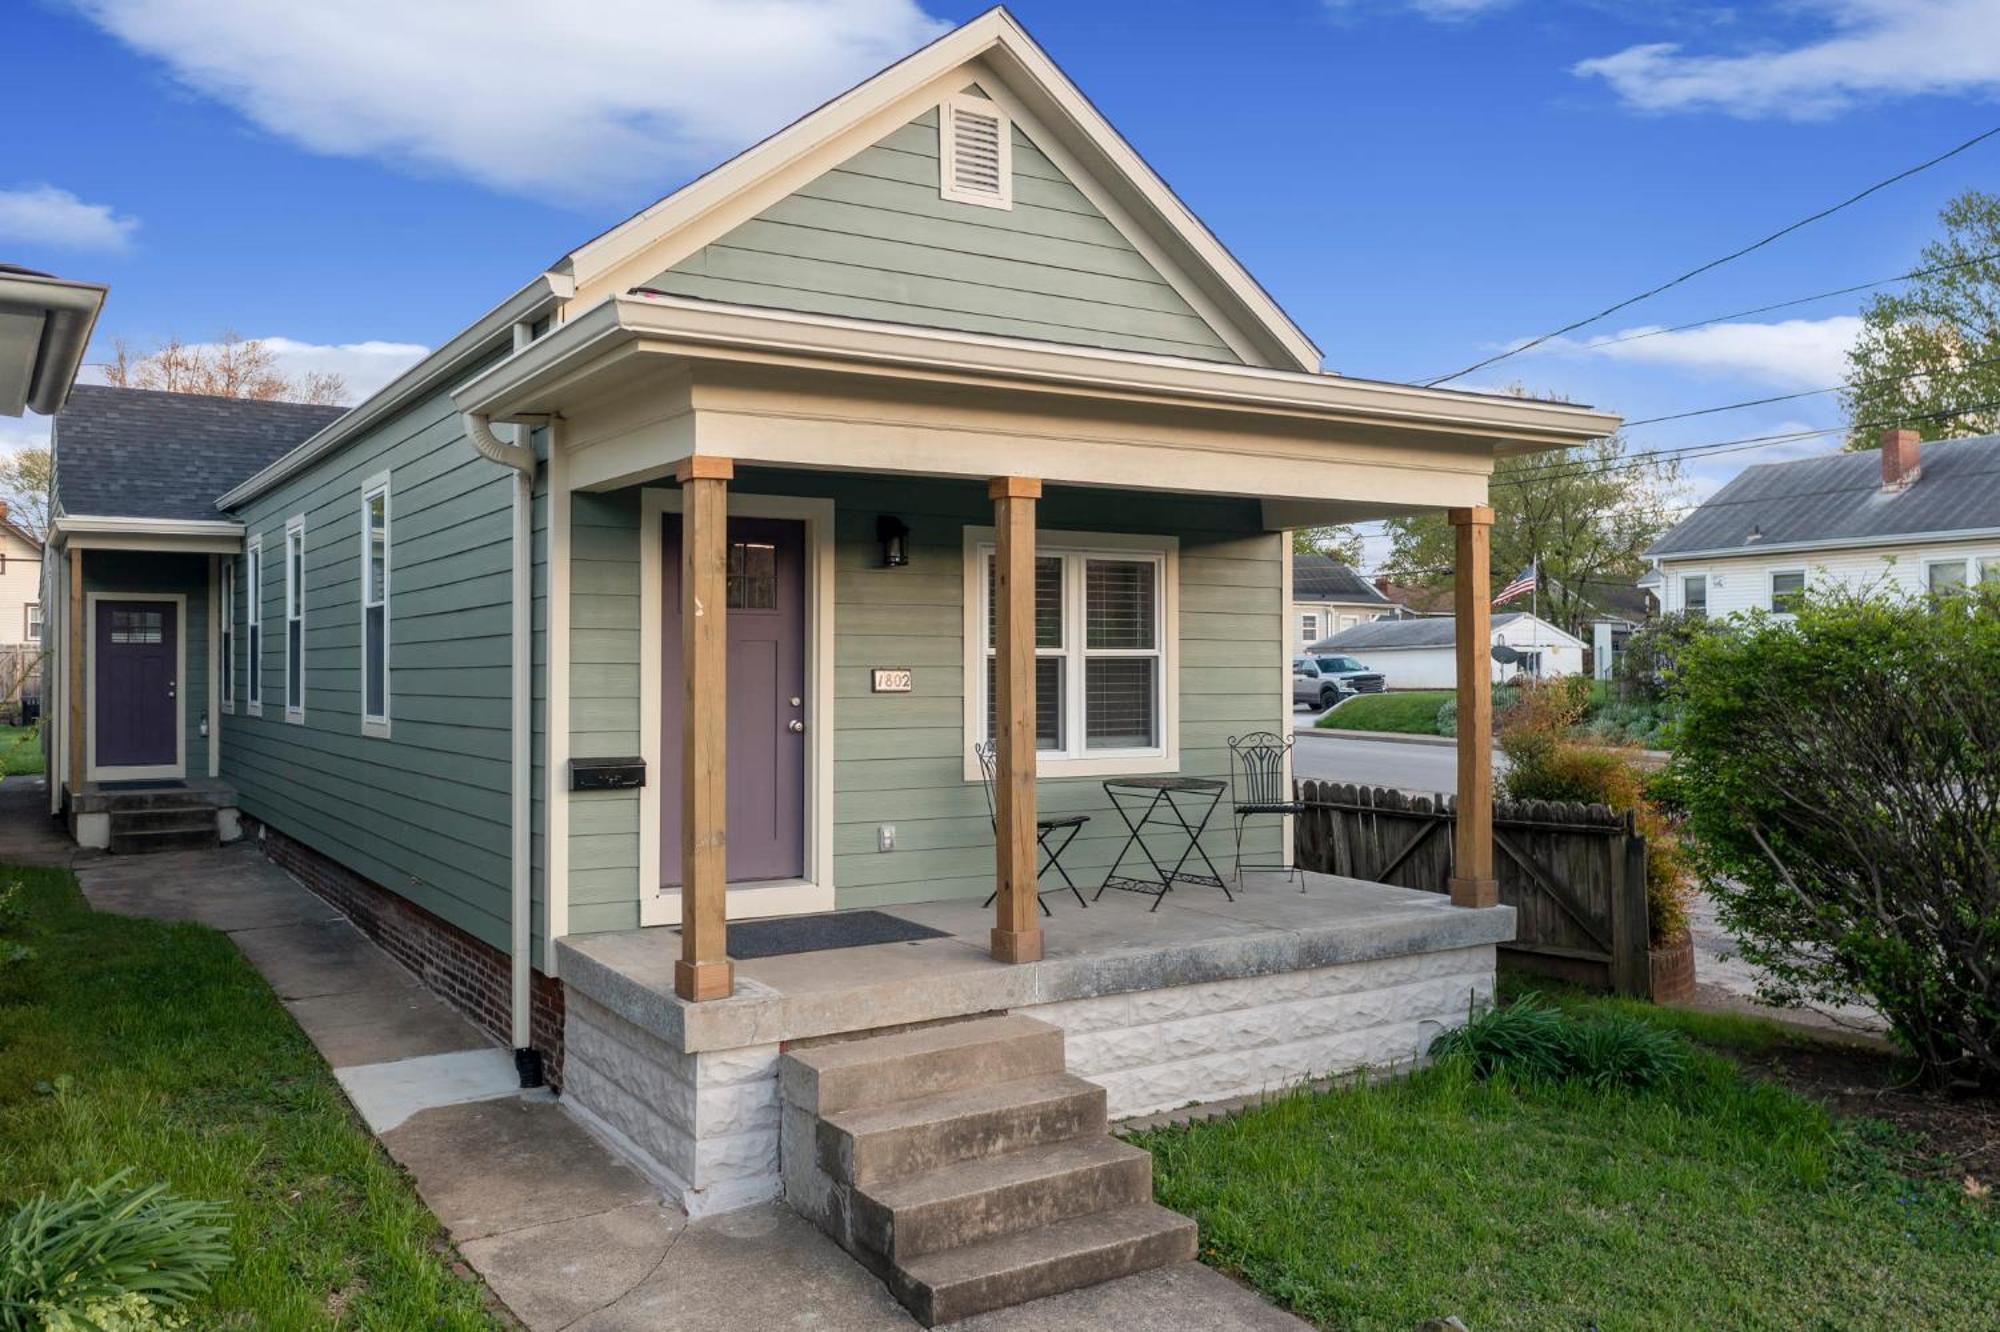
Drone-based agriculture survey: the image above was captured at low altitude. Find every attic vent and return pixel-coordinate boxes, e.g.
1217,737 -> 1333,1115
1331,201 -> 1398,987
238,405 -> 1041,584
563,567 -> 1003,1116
940,94 -> 1012,209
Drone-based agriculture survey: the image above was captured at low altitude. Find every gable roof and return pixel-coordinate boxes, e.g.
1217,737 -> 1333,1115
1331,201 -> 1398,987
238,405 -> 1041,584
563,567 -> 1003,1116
1316,612 -> 1528,651
1647,433 -> 2000,560
55,385 -> 346,522
1293,554 -> 1392,604
556,6 -> 1321,373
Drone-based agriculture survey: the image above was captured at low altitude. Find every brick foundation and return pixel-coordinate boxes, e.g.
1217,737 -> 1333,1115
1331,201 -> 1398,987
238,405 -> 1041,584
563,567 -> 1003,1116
1648,929 -> 1697,1005
248,816 -> 565,1088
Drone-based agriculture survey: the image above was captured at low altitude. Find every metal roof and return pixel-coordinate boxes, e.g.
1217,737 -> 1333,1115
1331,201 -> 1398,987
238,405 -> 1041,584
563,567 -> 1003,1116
1292,553 -> 1391,603
1647,434 -> 2000,559
54,384 -> 347,521
1313,612 -> 1529,651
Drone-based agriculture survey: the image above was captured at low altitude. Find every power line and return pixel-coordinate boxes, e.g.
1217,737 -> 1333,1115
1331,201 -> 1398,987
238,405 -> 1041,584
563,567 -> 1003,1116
1620,349 -> 2000,428
1418,124 -> 2000,387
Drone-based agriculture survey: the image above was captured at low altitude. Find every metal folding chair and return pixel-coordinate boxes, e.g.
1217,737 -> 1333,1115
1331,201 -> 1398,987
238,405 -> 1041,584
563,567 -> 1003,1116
974,741 -> 1090,912
1227,731 -> 1304,889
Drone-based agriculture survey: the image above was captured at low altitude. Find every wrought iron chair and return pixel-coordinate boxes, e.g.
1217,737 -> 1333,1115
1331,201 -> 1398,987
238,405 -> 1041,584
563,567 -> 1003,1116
1227,731 -> 1305,889
974,741 -> 1090,912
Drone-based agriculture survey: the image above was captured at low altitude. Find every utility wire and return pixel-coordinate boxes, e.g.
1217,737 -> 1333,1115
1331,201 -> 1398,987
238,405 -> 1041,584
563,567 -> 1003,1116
1418,124 -> 2000,387
1620,349 -> 2000,428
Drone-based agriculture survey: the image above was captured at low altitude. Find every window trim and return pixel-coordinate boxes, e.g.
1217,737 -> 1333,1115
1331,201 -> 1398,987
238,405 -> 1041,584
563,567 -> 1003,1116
1298,611 -> 1320,648
1680,573 -> 1708,618
283,514 -> 306,722
245,535 -> 263,716
218,559 -> 234,714
1767,566 -> 1806,616
961,526 -> 1179,781
23,602 -> 39,644
360,472 -> 392,738
1923,555 -> 1972,595
938,92 -> 1013,211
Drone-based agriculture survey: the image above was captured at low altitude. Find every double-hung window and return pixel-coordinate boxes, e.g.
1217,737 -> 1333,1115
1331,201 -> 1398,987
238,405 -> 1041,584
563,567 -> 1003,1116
1927,558 -> 1970,595
1681,574 -> 1707,618
361,475 -> 390,736
245,537 -> 262,714
219,559 -> 234,712
968,532 -> 1176,776
1769,568 -> 1805,615
284,516 -> 305,721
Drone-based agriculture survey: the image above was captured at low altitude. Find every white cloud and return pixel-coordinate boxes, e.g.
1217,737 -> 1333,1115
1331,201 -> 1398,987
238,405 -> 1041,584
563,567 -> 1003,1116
0,418 -> 51,453
69,0 -> 949,201
1323,0 -> 1514,19
1532,316 -> 1863,388
0,185 -> 138,252
1574,0 -> 2000,118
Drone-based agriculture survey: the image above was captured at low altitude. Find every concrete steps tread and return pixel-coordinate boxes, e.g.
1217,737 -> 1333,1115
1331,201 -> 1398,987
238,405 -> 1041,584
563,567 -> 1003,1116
895,1202 -> 1199,1326
785,1016 -> 1064,1116
822,1071 -> 1107,1186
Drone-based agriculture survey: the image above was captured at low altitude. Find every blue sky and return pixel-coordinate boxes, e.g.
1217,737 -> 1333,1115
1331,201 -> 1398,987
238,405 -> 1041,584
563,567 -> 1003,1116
7,0 -> 1998,566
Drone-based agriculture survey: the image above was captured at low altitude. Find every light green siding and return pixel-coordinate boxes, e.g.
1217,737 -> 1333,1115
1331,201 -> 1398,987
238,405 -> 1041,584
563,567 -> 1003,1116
80,549 -> 210,776
219,378 -> 550,960
565,470 -> 1284,925
644,106 -> 1244,364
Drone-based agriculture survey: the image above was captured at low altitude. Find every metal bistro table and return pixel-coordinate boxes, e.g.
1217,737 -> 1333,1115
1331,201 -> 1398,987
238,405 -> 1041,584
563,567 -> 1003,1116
1094,776 -> 1232,912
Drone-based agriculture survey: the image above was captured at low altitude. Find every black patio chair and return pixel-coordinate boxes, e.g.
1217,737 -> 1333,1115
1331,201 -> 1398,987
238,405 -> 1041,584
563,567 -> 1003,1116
974,741 -> 1090,912
1227,731 -> 1304,890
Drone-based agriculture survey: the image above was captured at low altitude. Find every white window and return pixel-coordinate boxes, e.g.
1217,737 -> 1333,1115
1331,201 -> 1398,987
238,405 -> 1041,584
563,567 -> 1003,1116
1983,555 -> 2000,586
1769,568 -> 1805,615
1681,574 -> 1708,618
284,515 -> 305,721
245,536 -> 262,715
966,531 -> 1177,777
939,93 -> 1012,210
361,474 -> 390,736
218,560 -> 234,713
1926,558 -> 1970,595
1299,612 -> 1320,648
24,603 -> 40,644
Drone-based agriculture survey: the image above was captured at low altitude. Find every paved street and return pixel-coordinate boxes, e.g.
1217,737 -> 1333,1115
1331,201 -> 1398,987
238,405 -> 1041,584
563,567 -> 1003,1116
1289,718 -> 1502,794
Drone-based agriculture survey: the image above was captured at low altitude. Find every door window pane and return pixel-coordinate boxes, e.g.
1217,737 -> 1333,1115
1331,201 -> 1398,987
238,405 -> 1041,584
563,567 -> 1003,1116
727,540 -> 777,610
110,609 -> 163,644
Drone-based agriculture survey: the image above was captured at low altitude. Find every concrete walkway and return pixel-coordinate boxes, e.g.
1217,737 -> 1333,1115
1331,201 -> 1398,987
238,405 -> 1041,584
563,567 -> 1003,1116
1,777 -> 1306,1331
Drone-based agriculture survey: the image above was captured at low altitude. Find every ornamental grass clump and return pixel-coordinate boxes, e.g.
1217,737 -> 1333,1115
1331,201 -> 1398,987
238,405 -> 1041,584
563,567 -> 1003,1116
0,1175 -> 231,1331
1430,994 -> 1688,1091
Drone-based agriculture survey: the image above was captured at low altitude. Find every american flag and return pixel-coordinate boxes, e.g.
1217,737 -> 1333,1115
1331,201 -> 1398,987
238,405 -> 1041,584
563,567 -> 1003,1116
1493,562 -> 1537,606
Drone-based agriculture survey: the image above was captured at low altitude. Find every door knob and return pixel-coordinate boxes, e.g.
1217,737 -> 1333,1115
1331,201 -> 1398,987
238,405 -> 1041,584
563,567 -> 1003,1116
788,720 -> 806,733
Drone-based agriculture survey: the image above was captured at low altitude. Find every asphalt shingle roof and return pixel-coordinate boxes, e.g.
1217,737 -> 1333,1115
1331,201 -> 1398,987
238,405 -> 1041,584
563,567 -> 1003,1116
1292,554 -> 1391,603
53,385 -> 348,522
1315,612 -> 1527,651
1646,434 -> 2000,559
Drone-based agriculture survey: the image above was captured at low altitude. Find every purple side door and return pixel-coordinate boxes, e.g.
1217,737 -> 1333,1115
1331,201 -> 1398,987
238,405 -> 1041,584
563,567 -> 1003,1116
94,600 -> 178,771
661,515 -> 807,886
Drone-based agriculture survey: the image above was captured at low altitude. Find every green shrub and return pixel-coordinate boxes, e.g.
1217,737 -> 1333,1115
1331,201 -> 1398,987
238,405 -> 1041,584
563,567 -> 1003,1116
1430,994 -> 1688,1090
1617,610 -> 1725,703
1434,686 -> 1517,739
1672,586 -> 2000,1091
0,877 -> 24,934
0,1176 -> 231,1331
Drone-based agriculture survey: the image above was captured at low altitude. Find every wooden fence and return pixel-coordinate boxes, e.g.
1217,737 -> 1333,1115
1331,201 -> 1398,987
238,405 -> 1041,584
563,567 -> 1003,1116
0,646 -> 40,725
1294,779 -> 1652,996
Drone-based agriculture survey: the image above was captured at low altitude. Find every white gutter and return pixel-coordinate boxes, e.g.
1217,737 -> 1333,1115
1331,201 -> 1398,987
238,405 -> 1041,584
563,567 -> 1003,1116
1648,524 -> 2000,564
465,330 -> 543,1087
0,269 -> 107,416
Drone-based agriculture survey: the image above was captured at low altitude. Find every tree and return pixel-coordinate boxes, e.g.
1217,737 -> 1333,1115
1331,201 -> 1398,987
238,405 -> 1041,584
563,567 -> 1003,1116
0,446 -> 52,538
1380,434 -> 1682,639
1842,189 -> 2000,448
1291,524 -> 1363,566
103,332 -> 347,406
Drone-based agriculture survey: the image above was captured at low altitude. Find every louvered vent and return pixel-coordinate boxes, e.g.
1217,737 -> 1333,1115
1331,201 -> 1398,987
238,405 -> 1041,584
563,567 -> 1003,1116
940,95 -> 1012,209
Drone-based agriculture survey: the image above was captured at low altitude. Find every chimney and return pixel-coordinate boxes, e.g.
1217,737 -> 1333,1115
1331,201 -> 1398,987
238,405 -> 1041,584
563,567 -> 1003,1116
1880,428 -> 1922,490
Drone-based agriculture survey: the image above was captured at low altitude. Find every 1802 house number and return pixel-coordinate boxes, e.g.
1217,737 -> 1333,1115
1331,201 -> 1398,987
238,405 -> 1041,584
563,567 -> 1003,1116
870,668 -> 914,693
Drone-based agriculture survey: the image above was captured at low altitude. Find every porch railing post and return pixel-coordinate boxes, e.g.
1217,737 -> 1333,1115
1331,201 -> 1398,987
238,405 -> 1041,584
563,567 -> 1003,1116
1448,504 -> 1498,908
674,455 -> 734,1001
988,476 -> 1044,964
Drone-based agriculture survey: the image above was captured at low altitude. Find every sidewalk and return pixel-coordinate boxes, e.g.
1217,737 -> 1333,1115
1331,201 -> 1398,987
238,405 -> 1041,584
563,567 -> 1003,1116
4,777 -> 1304,1331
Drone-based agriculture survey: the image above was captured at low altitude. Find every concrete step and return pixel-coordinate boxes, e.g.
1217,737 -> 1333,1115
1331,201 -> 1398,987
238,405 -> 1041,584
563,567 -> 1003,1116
819,1072 -> 1106,1188
77,786 -> 235,814
782,1016 -> 1065,1118
109,805 -> 220,834
853,1135 -> 1154,1263
893,1203 -> 1198,1326
108,825 -> 218,855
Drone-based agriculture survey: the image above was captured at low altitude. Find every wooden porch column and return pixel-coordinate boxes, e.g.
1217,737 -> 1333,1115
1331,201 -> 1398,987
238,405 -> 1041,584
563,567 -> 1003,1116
67,546 -> 83,793
989,476 -> 1044,964
1448,505 -> 1497,907
674,456 -> 734,1002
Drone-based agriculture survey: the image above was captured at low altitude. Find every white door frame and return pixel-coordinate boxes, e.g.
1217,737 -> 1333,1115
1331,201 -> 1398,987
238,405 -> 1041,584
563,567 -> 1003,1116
638,488 -> 836,926
84,591 -> 187,783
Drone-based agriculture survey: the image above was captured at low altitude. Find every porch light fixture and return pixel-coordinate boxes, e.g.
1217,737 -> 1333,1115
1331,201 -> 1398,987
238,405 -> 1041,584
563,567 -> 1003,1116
877,515 -> 911,568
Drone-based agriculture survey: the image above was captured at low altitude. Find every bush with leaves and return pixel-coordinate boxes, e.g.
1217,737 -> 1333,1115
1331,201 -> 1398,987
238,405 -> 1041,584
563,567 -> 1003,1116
1672,587 -> 2000,1091
1429,994 -> 1688,1090
1616,610 -> 1725,703
0,1175 -> 230,1331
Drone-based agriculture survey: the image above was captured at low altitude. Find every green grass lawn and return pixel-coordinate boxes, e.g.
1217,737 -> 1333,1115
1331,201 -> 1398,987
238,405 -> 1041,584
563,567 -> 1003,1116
0,865 -> 503,1329
1131,993 -> 1999,1331
0,724 -> 43,776
1315,691 -> 1453,735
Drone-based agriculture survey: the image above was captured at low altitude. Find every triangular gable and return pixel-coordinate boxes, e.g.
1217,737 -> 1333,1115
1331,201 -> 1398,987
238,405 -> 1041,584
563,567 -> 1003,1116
557,8 -> 1320,372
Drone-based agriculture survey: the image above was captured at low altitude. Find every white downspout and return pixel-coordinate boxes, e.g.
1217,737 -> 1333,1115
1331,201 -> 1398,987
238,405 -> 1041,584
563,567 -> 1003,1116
465,370 -> 539,1084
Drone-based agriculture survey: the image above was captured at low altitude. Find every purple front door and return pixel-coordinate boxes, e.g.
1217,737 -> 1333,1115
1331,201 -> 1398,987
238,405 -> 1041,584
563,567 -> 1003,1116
661,515 -> 807,886
94,600 -> 178,772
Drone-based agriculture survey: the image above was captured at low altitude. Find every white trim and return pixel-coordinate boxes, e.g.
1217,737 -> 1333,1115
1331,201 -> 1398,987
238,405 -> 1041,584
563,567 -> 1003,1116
360,470 -> 392,738
1653,524 -> 2000,564
959,525 -> 1180,782
54,515 -> 243,539
545,428 -> 572,965
245,535 -> 263,717
1767,566 -> 1806,615
1923,555 -> 1973,594
1679,572 -> 1708,618
283,514 -> 306,723
84,591 -> 187,783
218,556 -> 235,714
939,92 -> 1012,210
206,556 -> 219,778
1279,535 -> 1294,867
637,489 -> 837,928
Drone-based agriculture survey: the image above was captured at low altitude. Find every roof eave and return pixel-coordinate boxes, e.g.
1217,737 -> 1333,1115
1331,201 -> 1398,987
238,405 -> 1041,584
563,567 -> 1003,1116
0,270 -> 107,417
1649,524 -> 2000,563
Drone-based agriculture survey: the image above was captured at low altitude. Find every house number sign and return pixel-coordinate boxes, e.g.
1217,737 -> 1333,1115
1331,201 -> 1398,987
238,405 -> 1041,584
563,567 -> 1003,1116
870,668 -> 914,693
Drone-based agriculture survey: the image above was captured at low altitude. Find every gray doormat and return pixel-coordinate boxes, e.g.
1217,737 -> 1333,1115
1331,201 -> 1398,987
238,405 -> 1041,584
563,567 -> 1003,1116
709,910 -> 950,960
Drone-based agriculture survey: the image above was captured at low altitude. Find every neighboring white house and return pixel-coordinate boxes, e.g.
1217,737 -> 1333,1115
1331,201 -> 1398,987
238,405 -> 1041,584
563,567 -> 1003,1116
1313,610 -> 1585,689
0,513 -> 41,646
1644,429 -> 2000,617
1291,553 -> 1394,648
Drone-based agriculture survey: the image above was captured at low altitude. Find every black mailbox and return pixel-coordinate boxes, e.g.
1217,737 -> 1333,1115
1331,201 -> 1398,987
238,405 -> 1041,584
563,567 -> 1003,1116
570,757 -> 646,791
